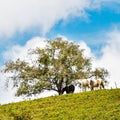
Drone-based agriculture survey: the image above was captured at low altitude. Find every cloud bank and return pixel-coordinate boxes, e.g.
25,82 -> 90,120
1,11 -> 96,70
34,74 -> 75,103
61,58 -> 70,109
3,37 -> 47,61
93,29 -> 120,88
0,0 -> 90,37
0,0 -> 119,38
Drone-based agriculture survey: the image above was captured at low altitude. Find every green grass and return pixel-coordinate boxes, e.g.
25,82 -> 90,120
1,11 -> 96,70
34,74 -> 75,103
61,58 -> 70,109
0,89 -> 120,120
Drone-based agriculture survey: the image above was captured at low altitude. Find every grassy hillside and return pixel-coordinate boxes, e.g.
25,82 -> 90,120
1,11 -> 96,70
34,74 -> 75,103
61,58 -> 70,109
0,89 -> 120,120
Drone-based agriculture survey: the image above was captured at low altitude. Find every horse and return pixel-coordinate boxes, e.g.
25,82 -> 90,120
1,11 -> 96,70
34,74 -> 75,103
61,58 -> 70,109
62,85 -> 75,94
90,79 -> 105,90
74,79 -> 91,92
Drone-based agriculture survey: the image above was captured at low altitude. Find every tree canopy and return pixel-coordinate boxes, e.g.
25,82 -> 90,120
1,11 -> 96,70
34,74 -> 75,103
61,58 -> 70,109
3,38 -> 109,96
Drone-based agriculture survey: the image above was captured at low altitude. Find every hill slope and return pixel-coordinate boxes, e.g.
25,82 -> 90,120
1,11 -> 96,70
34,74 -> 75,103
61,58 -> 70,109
0,89 -> 120,120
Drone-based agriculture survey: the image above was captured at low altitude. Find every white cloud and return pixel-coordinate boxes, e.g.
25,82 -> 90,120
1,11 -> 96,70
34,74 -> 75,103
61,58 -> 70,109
0,76 -> 22,104
91,0 -> 120,9
1,0 -> 119,38
0,0 -> 91,38
79,41 -> 95,58
93,29 -> 120,88
3,37 -> 46,61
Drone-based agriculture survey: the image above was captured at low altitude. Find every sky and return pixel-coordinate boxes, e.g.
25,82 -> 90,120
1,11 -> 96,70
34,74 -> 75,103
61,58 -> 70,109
0,0 -> 120,104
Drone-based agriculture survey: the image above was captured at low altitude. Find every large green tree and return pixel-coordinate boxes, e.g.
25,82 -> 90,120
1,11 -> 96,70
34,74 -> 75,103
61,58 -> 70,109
3,38 -> 108,96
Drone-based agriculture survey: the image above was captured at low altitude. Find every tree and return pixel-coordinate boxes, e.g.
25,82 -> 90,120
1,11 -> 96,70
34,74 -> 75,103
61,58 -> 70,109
3,38 -> 108,96
92,68 -> 109,81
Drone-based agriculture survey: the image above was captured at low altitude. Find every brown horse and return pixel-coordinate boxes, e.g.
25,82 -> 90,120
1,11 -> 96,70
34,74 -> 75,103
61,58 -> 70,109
90,79 -> 105,90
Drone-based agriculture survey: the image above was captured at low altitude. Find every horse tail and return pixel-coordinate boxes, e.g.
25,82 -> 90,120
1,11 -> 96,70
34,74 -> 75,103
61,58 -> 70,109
101,80 -> 105,89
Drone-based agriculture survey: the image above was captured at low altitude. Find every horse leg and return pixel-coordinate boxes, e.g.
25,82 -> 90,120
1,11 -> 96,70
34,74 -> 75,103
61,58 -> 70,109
101,83 -> 104,89
82,87 -> 84,92
90,86 -> 94,91
85,87 -> 86,92
82,85 -> 84,92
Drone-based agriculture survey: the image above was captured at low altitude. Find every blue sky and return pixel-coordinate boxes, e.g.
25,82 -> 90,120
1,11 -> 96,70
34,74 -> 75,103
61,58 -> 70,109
0,0 -> 120,104
47,8 -> 120,55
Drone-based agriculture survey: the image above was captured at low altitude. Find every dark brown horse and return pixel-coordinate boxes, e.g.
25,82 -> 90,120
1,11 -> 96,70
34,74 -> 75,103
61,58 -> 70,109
62,85 -> 75,94
90,80 -> 104,90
